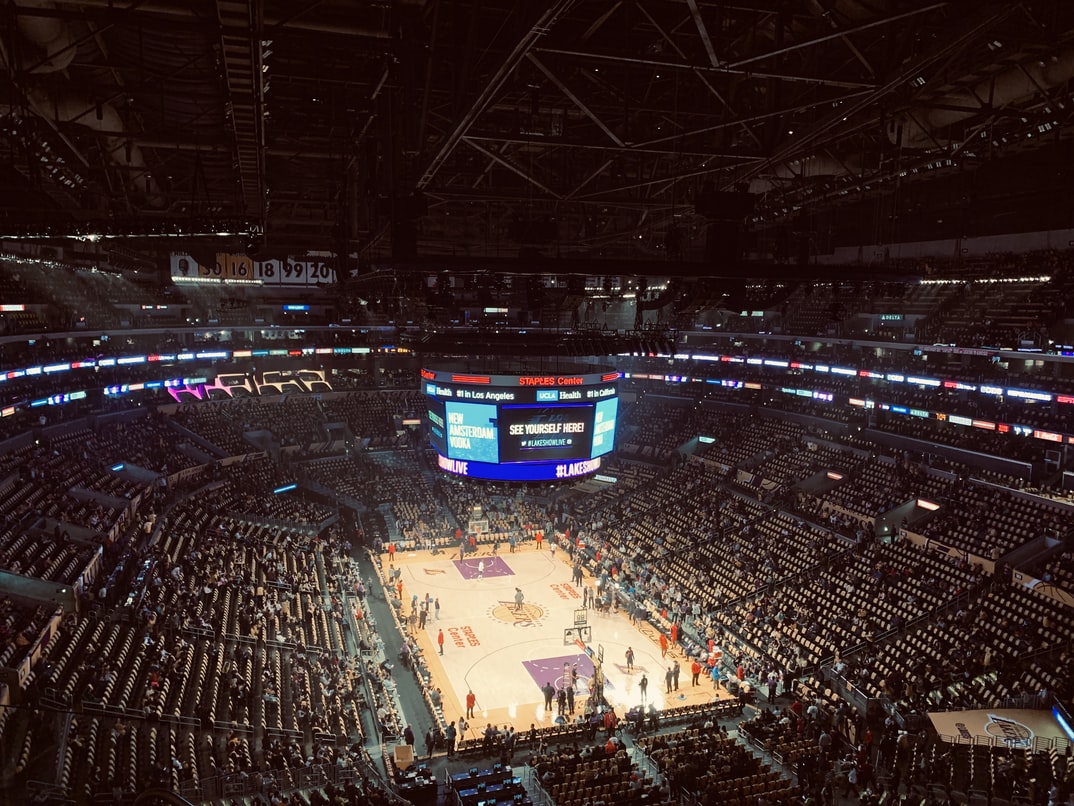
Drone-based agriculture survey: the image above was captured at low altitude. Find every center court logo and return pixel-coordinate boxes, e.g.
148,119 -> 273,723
984,714 -> 1034,748
488,601 -> 546,627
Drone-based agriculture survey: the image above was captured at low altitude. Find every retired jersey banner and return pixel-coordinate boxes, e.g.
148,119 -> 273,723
928,708 -> 1072,750
170,253 -> 335,286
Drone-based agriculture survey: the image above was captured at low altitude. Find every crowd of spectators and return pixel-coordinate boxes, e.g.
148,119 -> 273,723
35,485 -> 378,803
0,600 -> 60,670
436,476 -> 552,543
319,390 -> 424,449
916,478 -> 1068,558
530,736 -> 674,806
0,332 -> 1072,804
542,392 -> 1074,739
640,723 -> 798,805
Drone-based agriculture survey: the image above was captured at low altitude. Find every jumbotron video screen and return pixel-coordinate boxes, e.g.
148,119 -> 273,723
423,365 -> 619,481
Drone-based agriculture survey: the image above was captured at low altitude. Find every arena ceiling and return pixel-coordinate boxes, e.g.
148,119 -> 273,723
2,0 -> 1074,269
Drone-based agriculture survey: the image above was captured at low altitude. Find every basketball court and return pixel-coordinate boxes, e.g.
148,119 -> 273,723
928,708 -> 1074,750
383,543 -> 730,743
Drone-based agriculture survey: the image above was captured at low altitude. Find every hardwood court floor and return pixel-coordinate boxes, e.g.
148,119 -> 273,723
385,543 -> 735,745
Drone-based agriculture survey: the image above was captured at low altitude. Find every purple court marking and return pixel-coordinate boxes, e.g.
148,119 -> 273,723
453,556 -> 514,580
522,653 -> 602,694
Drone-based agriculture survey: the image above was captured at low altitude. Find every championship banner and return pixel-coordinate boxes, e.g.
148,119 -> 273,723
928,708 -> 1073,750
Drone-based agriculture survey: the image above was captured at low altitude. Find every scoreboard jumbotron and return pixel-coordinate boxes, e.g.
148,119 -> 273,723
422,366 -> 619,481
